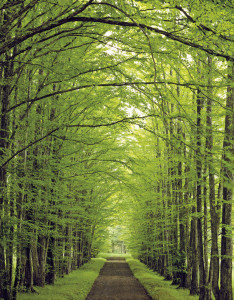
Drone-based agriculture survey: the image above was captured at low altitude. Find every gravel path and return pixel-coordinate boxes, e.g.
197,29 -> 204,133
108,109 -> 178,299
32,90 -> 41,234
86,257 -> 152,300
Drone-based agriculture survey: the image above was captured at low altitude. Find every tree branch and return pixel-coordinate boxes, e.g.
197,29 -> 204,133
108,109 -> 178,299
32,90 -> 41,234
0,114 -> 158,168
5,80 -> 224,115
0,13 -> 232,61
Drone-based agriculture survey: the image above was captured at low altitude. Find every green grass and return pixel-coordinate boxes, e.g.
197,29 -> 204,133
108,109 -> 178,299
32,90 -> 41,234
97,252 -> 132,259
18,258 -> 106,300
127,258 -> 199,300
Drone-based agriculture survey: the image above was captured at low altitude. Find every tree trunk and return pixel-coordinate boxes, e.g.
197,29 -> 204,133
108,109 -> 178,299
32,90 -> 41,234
184,162 -> 192,289
196,84 -> 207,299
177,124 -> 186,288
206,56 -> 220,300
220,61 -> 233,300
34,236 -> 49,287
24,246 -> 34,292
46,236 -> 56,284
0,49 -> 13,300
190,192 -> 199,295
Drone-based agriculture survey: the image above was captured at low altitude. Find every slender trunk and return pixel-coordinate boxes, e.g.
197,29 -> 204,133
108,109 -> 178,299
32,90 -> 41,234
203,164 -> 208,282
190,197 -> 199,295
184,163 -> 192,289
21,206 -> 34,292
0,14 -> 12,297
12,184 -> 24,298
206,56 -> 220,300
196,84 -> 207,299
12,249 -> 22,299
46,234 -> 56,284
178,125 -> 186,287
64,225 -> 73,274
220,61 -> 233,300
0,52 -> 13,300
57,234 -> 65,277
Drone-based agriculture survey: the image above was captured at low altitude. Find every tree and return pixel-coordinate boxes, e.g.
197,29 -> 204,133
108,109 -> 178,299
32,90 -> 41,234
0,1 -> 233,299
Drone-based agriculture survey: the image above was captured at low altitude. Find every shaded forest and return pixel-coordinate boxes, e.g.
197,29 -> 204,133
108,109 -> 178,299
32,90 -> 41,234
0,0 -> 233,299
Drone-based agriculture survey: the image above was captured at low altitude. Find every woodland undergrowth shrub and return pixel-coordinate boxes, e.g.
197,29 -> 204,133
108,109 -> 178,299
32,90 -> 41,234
127,258 -> 199,300
18,258 -> 106,300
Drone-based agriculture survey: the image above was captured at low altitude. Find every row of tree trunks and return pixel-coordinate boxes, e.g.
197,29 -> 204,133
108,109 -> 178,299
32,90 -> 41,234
137,60 -> 233,300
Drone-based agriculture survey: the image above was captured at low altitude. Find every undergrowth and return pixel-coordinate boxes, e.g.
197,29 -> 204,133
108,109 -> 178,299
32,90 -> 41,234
18,258 -> 106,300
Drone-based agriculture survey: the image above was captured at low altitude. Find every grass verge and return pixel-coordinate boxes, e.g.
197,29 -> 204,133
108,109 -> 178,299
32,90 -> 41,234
18,258 -> 106,300
127,258 -> 199,300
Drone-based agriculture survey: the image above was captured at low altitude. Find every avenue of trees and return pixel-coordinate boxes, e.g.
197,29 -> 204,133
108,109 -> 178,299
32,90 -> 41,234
0,0 -> 233,299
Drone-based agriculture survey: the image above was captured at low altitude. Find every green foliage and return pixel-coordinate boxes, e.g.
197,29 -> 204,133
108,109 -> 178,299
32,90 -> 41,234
0,0 -> 233,299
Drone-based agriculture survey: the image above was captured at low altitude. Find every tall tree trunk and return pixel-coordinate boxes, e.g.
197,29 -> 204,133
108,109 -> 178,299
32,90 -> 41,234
21,205 -> 34,292
203,163 -> 208,283
190,203 -> 199,295
35,236 -> 49,287
24,246 -> 34,291
0,49 -> 14,300
178,127 -> 186,288
64,225 -> 73,275
196,79 -> 207,299
184,162 -> 192,289
219,61 -> 233,300
206,56 -> 220,300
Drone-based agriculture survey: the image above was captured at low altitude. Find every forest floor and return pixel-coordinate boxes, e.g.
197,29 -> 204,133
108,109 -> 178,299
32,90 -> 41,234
86,257 -> 151,300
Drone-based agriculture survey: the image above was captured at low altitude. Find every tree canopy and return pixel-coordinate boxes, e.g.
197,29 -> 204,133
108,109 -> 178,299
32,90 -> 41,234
0,1 -> 233,299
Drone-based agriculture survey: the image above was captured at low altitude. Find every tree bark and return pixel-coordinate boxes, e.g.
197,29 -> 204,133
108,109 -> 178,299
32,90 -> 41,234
220,61 -> 233,300
206,56 -> 220,300
0,40 -> 14,300
196,74 -> 206,299
190,203 -> 199,295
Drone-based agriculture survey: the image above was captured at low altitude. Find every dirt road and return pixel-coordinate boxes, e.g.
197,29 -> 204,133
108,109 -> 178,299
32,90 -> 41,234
86,257 -> 152,300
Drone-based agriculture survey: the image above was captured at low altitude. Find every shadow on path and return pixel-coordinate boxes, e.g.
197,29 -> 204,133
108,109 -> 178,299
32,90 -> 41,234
86,257 -> 152,300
